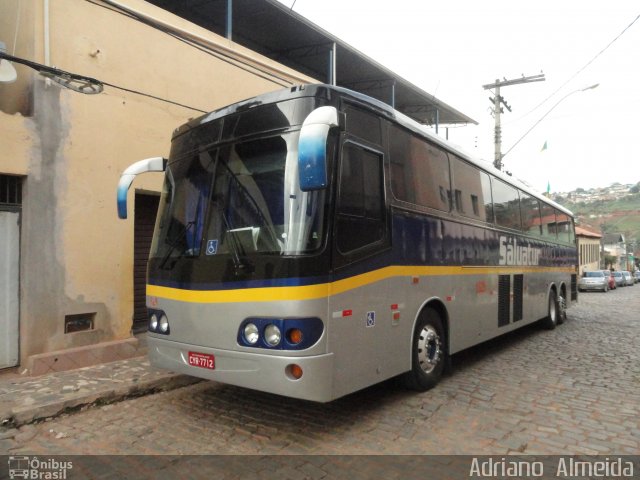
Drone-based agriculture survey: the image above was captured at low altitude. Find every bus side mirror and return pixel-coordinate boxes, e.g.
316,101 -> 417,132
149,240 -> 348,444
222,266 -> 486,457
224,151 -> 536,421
117,157 -> 167,219
298,106 -> 341,191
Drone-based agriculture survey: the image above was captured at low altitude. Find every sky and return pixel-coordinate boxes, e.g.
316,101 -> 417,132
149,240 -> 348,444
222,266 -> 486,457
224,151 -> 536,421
276,0 -> 640,194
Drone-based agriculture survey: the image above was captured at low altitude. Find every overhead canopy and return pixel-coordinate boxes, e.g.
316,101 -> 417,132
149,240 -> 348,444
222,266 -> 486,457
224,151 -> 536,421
145,0 -> 477,127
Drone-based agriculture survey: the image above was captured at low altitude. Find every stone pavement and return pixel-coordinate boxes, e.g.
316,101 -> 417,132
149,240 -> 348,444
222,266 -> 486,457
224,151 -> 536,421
1,285 -> 639,461
0,354 -> 199,430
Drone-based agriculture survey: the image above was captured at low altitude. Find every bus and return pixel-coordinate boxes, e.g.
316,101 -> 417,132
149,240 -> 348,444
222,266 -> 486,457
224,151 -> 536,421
117,84 -> 578,402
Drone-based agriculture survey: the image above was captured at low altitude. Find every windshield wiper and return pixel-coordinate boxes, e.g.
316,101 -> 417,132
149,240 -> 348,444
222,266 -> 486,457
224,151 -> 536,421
217,196 -> 255,275
159,221 -> 195,270
218,159 -> 281,251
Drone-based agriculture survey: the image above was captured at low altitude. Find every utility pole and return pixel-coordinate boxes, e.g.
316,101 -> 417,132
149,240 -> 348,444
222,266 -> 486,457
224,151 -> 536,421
482,73 -> 545,170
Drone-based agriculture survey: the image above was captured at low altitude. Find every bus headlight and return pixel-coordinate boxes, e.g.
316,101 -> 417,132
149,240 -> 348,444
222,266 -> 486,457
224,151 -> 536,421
264,324 -> 281,346
148,309 -> 170,335
238,318 -> 323,349
159,314 -> 170,333
149,313 -> 159,331
244,323 -> 259,344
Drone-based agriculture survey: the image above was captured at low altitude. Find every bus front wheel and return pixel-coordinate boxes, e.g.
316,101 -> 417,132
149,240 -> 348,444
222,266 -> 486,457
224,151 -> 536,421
402,308 -> 446,392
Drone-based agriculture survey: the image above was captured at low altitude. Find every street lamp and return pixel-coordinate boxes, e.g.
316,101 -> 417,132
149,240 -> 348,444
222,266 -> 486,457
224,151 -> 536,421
502,83 -> 599,160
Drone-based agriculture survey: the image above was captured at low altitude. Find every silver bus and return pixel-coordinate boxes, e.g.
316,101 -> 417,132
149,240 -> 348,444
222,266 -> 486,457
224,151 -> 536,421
117,84 -> 578,402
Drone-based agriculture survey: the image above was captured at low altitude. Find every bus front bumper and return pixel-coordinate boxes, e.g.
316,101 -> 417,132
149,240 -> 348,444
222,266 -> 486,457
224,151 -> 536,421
148,336 -> 336,402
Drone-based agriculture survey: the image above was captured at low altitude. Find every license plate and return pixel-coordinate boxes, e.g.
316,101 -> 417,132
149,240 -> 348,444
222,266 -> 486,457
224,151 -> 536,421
188,351 -> 215,370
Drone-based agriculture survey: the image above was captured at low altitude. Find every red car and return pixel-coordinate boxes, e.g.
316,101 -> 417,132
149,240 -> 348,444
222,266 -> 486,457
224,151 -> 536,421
602,270 -> 616,289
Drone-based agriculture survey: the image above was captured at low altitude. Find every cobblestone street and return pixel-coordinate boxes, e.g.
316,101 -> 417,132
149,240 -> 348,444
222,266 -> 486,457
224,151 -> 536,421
3,286 -> 640,458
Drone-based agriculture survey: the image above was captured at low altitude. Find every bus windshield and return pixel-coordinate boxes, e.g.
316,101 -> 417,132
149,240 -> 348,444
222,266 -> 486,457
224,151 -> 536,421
150,131 -> 327,265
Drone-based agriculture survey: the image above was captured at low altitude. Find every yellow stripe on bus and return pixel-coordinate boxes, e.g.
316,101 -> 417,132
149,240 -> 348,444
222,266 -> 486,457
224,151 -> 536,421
146,265 -> 576,304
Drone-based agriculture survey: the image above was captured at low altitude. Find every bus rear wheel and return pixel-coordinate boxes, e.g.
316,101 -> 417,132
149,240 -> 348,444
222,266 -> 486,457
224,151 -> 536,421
541,289 -> 560,330
402,308 -> 446,392
557,292 -> 567,325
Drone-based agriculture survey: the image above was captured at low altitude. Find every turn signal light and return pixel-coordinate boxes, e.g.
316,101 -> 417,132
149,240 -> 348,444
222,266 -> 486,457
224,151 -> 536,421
287,364 -> 303,380
287,328 -> 303,345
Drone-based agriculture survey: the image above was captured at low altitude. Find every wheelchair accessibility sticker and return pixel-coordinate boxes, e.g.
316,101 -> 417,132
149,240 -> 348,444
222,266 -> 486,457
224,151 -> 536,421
206,239 -> 218,255
366,311 -> 376,328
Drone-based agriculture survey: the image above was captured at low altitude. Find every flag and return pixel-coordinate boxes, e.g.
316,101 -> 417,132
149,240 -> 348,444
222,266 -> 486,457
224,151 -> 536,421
541,141 -> 548,152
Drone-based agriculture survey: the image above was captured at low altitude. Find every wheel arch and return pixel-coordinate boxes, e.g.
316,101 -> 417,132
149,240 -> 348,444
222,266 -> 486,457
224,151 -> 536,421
411,297 -> 450,360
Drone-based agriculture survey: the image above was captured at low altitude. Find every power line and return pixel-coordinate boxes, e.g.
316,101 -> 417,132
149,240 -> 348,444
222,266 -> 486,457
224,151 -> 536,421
508,13 -> 640,125
101,81 -> 207,113
0,51 -> 208,113
502,84 -> 599,159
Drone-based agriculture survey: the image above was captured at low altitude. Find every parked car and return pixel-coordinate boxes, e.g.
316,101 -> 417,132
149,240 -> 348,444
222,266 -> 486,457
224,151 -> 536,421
601,270 -> 616,290
611,271 -> 625,287
634,271 -> 640,283
622,271 -> 634,286
578,271 -> 608,292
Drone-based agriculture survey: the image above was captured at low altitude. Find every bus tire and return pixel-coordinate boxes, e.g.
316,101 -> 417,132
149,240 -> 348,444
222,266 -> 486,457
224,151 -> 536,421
541,289 -> 559,330
402,308 -> 446,392
557,291 -> 567,325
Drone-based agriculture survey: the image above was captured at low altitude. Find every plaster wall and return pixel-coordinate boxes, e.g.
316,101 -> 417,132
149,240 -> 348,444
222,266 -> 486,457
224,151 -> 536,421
0,0 -> 315,364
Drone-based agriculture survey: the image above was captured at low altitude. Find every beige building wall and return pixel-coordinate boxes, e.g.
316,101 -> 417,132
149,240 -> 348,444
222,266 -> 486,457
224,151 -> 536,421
0,0 -> 315,368
577,235 -> 602,275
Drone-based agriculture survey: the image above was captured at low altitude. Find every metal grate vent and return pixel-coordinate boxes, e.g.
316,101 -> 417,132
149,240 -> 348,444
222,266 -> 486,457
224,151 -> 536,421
0,175 -> 22,206
498,275 -> 511,327
65,313 -> 95,333
513,274 -> 523,322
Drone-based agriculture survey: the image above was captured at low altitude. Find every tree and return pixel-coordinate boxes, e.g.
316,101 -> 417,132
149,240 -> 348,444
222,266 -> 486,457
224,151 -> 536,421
630,182 -> 640,194
604,254 -> 618,270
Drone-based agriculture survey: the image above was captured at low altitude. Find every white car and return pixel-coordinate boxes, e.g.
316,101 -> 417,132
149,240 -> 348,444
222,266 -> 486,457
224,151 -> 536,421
622,271 -> 634,286
578,271 -> 608,292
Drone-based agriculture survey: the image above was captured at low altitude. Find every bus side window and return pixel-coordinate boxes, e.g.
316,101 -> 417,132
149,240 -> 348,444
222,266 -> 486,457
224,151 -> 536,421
519,191 -> 542,236
336,143 -> 385,253
451,155 -> 492,222
555,210 -> 573,243
491,178 -> 521,231
344,104 -> 382,145
389,125 -> 451,212
540,202 -> 557,240
481,172 -> 494,223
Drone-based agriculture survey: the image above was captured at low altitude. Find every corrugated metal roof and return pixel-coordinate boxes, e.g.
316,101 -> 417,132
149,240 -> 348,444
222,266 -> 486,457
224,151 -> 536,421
146,0 -> 477,127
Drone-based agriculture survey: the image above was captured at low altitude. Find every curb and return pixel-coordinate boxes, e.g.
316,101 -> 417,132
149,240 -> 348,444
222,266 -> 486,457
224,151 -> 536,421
7,375 -> 201,428
0,360 -> 201,430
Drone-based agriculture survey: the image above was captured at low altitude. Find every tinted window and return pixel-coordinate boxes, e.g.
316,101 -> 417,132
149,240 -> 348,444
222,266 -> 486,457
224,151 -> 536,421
344,104 -> 382,145
222,98 -> 318,140
390,126 -> 451,211
520,192 -> 542,236
336,143 -> 384,253
540,202 -> 557,240
451,156 -> 493,222
492,178 -> 521,230
556,210 -> 574,243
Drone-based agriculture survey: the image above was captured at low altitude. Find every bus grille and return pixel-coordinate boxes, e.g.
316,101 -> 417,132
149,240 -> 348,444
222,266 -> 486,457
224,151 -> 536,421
498,275 -> 510,327
513,274 -> 523,322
